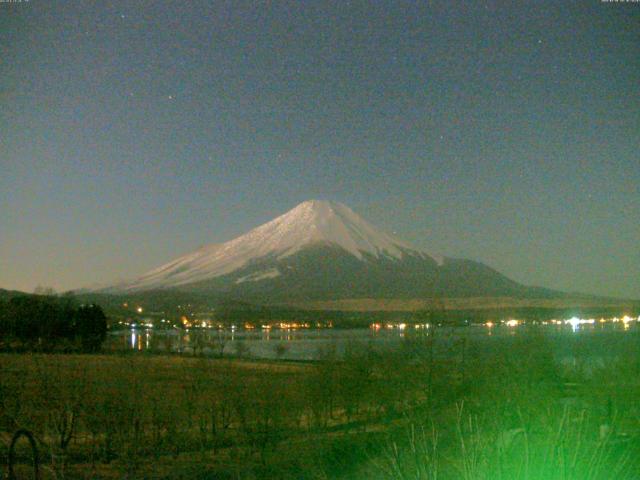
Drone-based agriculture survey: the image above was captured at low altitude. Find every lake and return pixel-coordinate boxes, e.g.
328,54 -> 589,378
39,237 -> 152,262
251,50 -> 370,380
106,316 -> 640,364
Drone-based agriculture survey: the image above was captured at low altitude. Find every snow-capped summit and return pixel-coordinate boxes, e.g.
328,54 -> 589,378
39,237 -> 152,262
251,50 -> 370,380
119,200 -> 442,292
98,200 -> 557,302
242,199 -> 420,261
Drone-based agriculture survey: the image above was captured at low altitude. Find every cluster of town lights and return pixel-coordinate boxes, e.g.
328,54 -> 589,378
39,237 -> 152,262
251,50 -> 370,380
370,323 -> 431,331
120,298 -> 638,333
118,313 -> 639,332
483,315 -> 639,330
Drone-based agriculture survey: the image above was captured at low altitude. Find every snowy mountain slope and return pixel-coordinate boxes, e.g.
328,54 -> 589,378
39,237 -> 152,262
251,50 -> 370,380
117,200 -> 443,292
98,199 -> 562,302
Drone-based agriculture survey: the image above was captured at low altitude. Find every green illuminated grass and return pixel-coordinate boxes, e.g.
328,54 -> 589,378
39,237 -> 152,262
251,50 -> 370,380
2,328 -> 640,478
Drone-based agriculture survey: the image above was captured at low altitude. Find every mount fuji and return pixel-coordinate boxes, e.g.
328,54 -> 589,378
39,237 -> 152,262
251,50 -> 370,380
102,200 -> 556,302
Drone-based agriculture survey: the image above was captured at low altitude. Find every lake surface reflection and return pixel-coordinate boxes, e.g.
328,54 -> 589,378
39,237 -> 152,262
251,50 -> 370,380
107,320 -> 640,362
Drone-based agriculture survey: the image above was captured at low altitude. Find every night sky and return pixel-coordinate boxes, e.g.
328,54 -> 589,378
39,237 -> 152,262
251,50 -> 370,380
1,1 -> 638,298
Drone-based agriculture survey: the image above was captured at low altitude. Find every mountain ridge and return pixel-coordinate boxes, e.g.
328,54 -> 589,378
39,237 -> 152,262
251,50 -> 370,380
98,200 -> 562,302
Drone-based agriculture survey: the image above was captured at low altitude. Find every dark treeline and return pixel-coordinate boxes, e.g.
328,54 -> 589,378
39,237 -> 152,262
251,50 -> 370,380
75,291 -> 638,328
71,289 -> 639,328
0,294 -> 107,352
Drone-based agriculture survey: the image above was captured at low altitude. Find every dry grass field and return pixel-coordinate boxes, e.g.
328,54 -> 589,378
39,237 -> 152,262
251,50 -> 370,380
3,328 -> 640,479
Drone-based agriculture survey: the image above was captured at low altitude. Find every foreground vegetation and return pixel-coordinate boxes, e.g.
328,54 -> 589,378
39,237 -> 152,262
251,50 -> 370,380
2,328 -> 640,479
